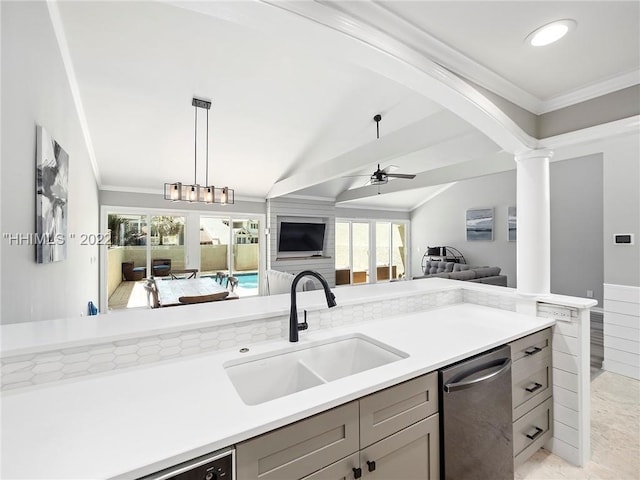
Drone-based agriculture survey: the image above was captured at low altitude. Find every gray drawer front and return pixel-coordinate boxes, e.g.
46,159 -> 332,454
510,328 -> 552,363
236,401 -> 359,480
361,414 -> 440,480
513,397 -> 553,462
359,373 -> 438,448
512,352 -> 552,420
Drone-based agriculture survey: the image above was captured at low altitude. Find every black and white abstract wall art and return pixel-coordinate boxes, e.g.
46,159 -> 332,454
466,208 -> 494,241
36,125 -> 68,263
508,206 -> 517,241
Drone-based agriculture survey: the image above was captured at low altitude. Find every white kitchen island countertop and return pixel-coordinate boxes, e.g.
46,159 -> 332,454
1,303 -> 555,479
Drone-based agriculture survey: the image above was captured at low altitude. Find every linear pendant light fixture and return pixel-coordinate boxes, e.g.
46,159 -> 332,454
164,97 -> 234,205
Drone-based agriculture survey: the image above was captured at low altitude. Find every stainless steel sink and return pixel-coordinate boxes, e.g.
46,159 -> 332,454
224,334 -> 408,405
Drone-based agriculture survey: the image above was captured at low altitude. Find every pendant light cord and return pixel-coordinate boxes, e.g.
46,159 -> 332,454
194,105 -> 198,185
206,108 -> 209,187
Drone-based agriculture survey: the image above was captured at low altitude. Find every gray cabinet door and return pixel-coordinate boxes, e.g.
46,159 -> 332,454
359,373 -> 438,448
236,401 -> 359,480
360,414 -> 439,480
301,453 -> 359,480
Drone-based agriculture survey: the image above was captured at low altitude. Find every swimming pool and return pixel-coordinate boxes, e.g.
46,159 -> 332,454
235,272 -> 258,289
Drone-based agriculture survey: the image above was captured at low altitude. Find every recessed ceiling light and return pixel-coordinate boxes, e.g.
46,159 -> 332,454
526,19 -> 577,47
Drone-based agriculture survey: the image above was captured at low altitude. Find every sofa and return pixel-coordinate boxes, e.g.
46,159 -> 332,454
413,260 -> 507,286
265,269 -> 319,295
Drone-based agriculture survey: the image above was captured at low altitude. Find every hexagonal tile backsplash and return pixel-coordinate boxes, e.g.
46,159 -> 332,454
0,288 -> 517,391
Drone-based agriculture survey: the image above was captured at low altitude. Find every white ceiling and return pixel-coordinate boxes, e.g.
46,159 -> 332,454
54,1 -> 639,210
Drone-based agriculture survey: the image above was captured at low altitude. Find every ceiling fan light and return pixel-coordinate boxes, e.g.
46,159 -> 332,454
527,19 -> 576,46
370,175 -> 388,185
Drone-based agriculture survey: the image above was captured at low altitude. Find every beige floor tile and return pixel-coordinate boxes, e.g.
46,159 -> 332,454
517,371 -> 640,480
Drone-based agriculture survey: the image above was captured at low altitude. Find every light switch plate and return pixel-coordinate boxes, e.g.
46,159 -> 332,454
613,233 -> 634,245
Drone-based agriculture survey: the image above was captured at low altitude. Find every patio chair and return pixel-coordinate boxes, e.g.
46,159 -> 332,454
215,271 -> 227,284
226,276 -> 239,292
152,259 -> 171,277
178,291 -> 229,304
122,262 -> 146,281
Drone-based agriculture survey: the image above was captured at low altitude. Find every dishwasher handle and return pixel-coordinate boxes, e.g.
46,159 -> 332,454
444,357 -> 511,393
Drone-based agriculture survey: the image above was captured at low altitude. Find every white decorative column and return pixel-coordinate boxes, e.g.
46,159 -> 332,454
515,149 -> 553,296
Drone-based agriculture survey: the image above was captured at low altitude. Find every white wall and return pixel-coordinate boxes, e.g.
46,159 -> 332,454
550,154 -> 604,305
410,170 -> 518,286
602,134 -> 640,288
1,2 -> 99,324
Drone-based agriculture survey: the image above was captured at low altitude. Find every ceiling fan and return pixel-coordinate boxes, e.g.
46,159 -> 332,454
369,162 -> 415,185
362,114 -> 416,186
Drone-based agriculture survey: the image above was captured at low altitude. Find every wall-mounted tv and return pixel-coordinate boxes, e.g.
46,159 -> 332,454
278,222 -> 326,252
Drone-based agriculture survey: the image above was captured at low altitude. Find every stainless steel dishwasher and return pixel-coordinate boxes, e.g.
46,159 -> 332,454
439,344 -> 513,480
139,448 -> 234,480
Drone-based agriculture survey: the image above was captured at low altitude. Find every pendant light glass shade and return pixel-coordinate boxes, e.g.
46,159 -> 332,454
164,97 -> 235,204
187,184 -> 200,202
169,182 -> 182,201
204,186 -> 214,204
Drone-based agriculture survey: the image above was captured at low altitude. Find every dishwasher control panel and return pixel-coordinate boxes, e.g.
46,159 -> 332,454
139,448 -> 234,480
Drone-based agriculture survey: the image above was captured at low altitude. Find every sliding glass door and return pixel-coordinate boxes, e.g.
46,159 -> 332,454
336,219 -> 408,285
107,213 -> 148,310
150,215 -> 185,276
200,216 -> 260,296
376,222 -> 406,281
352,222 -> 370,284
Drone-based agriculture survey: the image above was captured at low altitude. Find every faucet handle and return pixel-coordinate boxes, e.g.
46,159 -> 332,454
298,310 -> 309,331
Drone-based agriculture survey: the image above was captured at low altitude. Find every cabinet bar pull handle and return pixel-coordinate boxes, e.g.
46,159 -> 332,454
366,460 -> 376,472
526,426 -> 544,440
524,346 -> 542,356
525,382 -> 543,393
352,467 -> 362,479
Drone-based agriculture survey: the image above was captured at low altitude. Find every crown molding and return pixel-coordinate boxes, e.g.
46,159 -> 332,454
540,115 -> 640,151
318,1 -> 638,116
539,69 -> 640,114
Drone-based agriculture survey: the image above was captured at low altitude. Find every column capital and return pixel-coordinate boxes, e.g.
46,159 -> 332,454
515,148 -> 554,162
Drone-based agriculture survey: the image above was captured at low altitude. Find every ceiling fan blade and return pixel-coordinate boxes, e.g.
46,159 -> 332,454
381,164 -> 399,174
386,173 -> 416,179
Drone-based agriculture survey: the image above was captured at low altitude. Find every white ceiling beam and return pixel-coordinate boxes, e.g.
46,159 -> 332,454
267,111 -> 472,198
336,152 -> 515,203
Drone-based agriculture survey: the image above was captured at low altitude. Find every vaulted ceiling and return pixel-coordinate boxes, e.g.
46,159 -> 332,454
54,1 -> 640,210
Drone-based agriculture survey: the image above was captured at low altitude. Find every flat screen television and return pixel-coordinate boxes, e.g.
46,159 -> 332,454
278,222 -> 326,253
